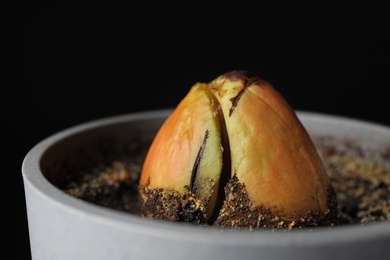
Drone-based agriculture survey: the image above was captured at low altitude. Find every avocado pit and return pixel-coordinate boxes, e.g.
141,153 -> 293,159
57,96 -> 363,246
138,70 -> 339,228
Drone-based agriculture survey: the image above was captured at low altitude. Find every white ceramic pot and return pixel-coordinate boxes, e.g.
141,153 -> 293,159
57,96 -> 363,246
22,109 -> 390,260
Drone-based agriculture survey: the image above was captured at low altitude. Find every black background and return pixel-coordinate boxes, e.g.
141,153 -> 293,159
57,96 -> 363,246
14,2 -> 389,259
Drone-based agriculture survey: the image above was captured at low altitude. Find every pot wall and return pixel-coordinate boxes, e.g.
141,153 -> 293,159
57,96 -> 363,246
22,109 -> 390,260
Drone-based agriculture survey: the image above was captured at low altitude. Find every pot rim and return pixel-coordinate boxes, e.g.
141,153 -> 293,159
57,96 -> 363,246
22,109 -> 390,246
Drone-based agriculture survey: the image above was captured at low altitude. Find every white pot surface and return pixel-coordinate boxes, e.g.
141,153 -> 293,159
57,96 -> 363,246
22,109 -> 390,260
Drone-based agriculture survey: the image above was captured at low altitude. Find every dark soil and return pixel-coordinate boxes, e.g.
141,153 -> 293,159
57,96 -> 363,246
62,135 -> 390,229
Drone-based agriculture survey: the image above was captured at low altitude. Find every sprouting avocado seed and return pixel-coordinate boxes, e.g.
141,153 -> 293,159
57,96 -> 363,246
139,70 -> 338,229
